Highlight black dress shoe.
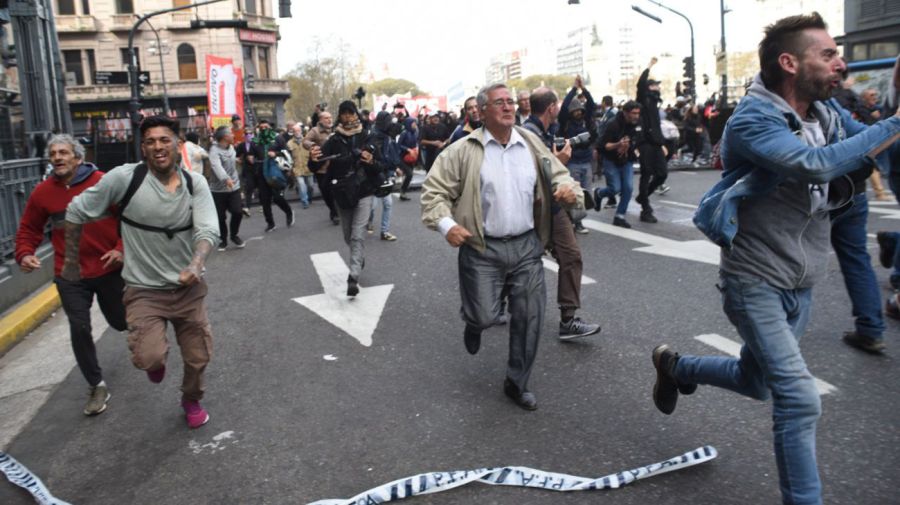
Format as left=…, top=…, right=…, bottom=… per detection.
left=464, top=325, right=481, bottom=355
left=640, top=211, right=658, bottom=223
left=503, top=378, right=538, bottom=411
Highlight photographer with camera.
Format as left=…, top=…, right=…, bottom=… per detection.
left=593, top=101, right=642, bottom=229
left=521, top=86, right=602, bottom=341
left=309, top=100, right=390, bottom=297
left=558, top=75, right=596, bottom=235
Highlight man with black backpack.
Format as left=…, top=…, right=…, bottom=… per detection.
left=63, top=115, right=220, bottom=429
left=310, top=101, right=391, bottom=297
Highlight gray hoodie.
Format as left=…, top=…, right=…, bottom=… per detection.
left=208, top=143, right=240, bottom=193
left=720, top=74, right=852, bottom=290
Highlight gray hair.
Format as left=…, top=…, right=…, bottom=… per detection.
left=46, top=134, right=85, bottom=160
left=476, top=83, right=509, bottom=109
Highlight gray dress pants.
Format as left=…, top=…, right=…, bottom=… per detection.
left=339, top=195, right=374, bottom=279
left=459, top=230, right=546, bottom=392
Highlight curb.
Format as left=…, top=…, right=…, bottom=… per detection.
left=0, top=284, right=60, bottom=356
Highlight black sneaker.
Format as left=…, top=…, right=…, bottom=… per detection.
left=217, top=242, right=227, bottom=252
left=640, top=211, right=658, bottom=223
left=888, top=295, right=900, bottom=321
left=605, top=196, right=617, bottom=209
left=877, top=232, right=896, bottom=269
left=399, top=193, right=411, bottom=201
left=347, top=276, right=359, bottom=297
left=559, top=317, right=601, bottom=340
left=652, top=345, right=696, bottom=415
left=592, top=188, right=604, bottom=212
left=287, top=212, right=295, bottom=228
left=330, top=212, right=340, bottom=225
left=574, top=223, right=589, bottom=234
left=265, top=224, right=277, bottom=233
left=464, top=325, right=481, bottom=355
left=612, top=217, right=631, bottom=228
left=231, top=236, right=246, bottom=249
left=841, top=331, right=886, bottom=354
left=503, top=378, right=537, bottom=411
left=241, top=207, right=251, bottom=217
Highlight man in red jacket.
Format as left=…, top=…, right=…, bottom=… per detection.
left=15, top=134, right=127, bottom=416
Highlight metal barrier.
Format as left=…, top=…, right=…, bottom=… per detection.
left=0, top=158, right=45, bottom=260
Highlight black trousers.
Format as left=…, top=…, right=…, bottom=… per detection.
left=55, top=271, right=127, bottom=387
left=242, top=168, right=257, bottom=206
left=212, top=190, right=243, bottom=243
left=314, top=172, right=338, bottom=218
left=255, top=174, right=293, bottom=227
left=637, top=143, right=668, bottom=212
left=400, top=161, right=414, bottom=193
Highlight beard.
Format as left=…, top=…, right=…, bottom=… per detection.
left=796, top=66, right=837, bottom=102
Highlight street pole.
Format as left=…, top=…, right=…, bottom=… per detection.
left=127, top=0, right=224, bottom=160
left=145, top=18, right=170, bottom=116
left=646, top=0, right=695, bottom=101
left=720, top=0, right=728, bottom=106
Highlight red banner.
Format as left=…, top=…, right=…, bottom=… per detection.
left=206, top=55, right=244, bottom=128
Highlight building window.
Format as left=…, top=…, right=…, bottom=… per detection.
left=81, top=0, right=90, bottom=15
left=57, top=0, right=75, bottom=15
left=242, top=44, right=255, bottom=77
left=257, top=46, right=269, bottom=79
left=870, top=41, right=899, bottom=59
left=86, top=49, right=96, bottom=84
left=244, top=0, right=256, bottom=15
left=177, top=43, right=198, bottom=80
left=851, top=44, right=867, bottom=62
left=120, top=47, right=140, bottom=69
left=62, top=49, right=84, bottom=85
left=116, top=0, right=133, bottom=14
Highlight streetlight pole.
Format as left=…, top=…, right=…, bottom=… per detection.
left=644, top=0, right=695, bottom=100
left=127, top=0, right=224, bottom=160
left=144, top=18, right=170, bottom=116
left=720, top=0, right=728, bottom=106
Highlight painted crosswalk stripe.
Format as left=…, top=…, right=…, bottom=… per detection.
left=693, top=334, right=837, bottom=396
left=582, top=219, right=720, bottom=265
left=542, top=258, right=596, bottom=285
left=659, top=200, right=699, bottom=210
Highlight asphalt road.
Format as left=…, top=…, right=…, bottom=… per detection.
left=2, top=170, right=899, bottom=504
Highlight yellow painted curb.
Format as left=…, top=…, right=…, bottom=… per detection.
left=0, top=284, right=61, bottom=356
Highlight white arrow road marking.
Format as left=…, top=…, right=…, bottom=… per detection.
left=582, top=218, right=720, bottom=265
left=867, top=207, right=900, bottom=220
left=292, top=252, right=393, bottom=347
left=541, top=257, right=596, bottom=284
left=659, top=200, right=699, bottom=210
left=694, top=333, right=837, bottom=396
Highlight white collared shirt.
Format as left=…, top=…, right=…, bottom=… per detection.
left=437, top=128, right=537, bottom=238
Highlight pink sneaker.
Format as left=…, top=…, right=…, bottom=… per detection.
left=146, top=365, right=166, bottom=384
left=181, top=399, right=209, bottom=429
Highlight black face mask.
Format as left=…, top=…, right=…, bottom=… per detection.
left=649, top=90, right=662, bottom=103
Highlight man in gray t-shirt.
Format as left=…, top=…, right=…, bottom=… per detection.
left=64, top=115, right=219, bottom=429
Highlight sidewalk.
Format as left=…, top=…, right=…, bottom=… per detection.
left=0, top=283, right=60, bottom=358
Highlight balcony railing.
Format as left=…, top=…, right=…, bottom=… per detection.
left=55, top=15, right=99, bottom=32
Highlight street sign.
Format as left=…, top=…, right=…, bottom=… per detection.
left=94, top=71, right=150, bottom=85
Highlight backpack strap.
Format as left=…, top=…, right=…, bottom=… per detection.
left=118, top=163, right=195, bottom=239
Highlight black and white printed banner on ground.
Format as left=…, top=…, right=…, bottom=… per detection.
left=0, top=452, right=72, bottom=505
left=309, top=445, right=717, bottom=505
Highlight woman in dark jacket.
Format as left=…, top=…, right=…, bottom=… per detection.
left=309, top=100, right=389, bottom=296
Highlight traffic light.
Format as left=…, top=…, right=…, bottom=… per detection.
left=682, top=56, right=694, bottom=80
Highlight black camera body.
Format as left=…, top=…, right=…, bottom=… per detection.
left=553, top=131, right=592, bottom=150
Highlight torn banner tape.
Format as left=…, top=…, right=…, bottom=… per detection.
left=310, top=445, right=717, bottom=505
left=0, top=451, right=72, bottom=505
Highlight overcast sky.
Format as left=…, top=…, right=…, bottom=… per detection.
left=275, top=0, right=844, bottom=95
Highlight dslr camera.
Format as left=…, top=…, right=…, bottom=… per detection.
left=553, top=131, right=592, bottom=150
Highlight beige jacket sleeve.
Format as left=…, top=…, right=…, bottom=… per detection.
left=420, top=149, right=463, bottom=231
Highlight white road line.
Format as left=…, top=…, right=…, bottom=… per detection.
left=693, top=334, right=837, bottom=396
left=541, top=257, right=596, bottom=284
left=868, top=207, right=900, bottom=220
left=582, top=218, right=720, bottom=265
left=868, top=199, right=896, bottom=206
left=867, top=233, right=878, bottom=239
left=659, top=200, right=699, bottom=210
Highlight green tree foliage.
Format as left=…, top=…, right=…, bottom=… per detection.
left=361, top=78, right=425, bottom=98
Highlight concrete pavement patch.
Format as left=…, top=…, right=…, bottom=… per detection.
left=0, top=284, right=60, bottom=357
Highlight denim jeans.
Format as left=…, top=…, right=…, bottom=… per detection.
left=595, top=158, right=633, bottom=217
left=566, top=160, right=592, bottom=190
left=675, top=272, right=822, bottom=505
left=295, top=175, right=314, bottom=206
left=368, top=194, right=393, bottom=234
left=830, top=193, right=884, bottom=339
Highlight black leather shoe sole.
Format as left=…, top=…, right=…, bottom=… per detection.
left=652, top=345, right=679, bottom=415
left=504, top=379, right=537, bottom=410
left=464, top=326, right=481, bottom=355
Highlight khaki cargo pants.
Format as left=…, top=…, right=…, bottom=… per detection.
left=124, top=279, right=213, bottom=401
